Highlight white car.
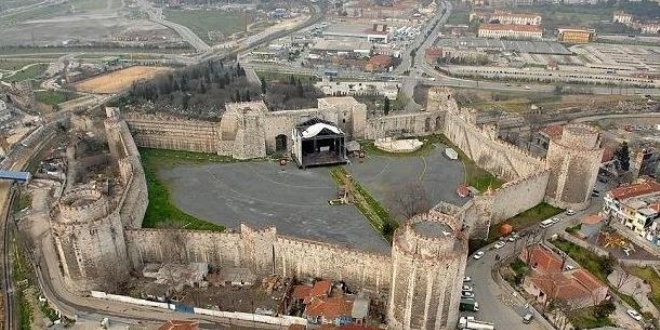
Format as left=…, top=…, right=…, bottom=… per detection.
left=508, top=233, right=519, bottom=242
left=462, top=285, right=473, bottom=292
left=463, top=276, right=472, bottom=282
left=551, top=217, right=561, bottom=224
left=627, top=309, right=643, bottom=321
left=473, top=251, right=485, bottom=260
left=494, top=241, right=506, bottom=249
left=566, top=209, right=576, bottom=216
left=462, top=291, right=475, bottom=298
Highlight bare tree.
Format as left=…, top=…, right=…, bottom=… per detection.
left=613, top=267, right=633, bottom=291
left=157, top=221, right=189, bottom=264
left=96, top=260, right=131, bottom=294
left=387, top=183, right=430, bottom=219
left=521, top=108, right=544, bottom=151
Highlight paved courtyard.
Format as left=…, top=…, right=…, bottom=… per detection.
left=159, top=144, right=465, bottom=253
left=348, top=144, right=467, bottom=219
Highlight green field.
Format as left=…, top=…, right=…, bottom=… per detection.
left=34, top=90, right=82, bottom=106
left=163, top=9, right=247, bottom=43
left=0, top=60, right=46, bottom=71
left=3, top=63, right=48, bottom=81
left=489, top=202, right=563, bottom=241
left=0, top=2, right=69, bottom=26
left=140, top=148, right=229, bottom=231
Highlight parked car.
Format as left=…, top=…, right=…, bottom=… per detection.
left=508, top=233, right=519, bottom=242
left=566, top=209, right=576, bottom=216
left=462, top=291, right=475, bottom=298
left=494, top=241, right=506, bottom=249
left=462, top=285, right=473, bottom=292
left=551, top=217, right=561, bottom=224
left=627, top=309, right=643, bottom=321
left=473, top=251, right=485, bottom=260
left=463, top=276, right=472, bottom=282
left=564, top=265, right=575, bottom=271
left=523, top=312, right=534, bottom=324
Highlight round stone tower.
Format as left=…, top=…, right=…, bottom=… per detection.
left=544, top=124, right=603, bottom=211
left=388, top=211, right=468, bottom=330
left=50, top=187, right=129, bottom=291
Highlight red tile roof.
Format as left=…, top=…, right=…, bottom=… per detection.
left=305, top=296, right=354, bottom=320
left=304, top=280, right=332, bottom=304
left=607, top=181, right=660, bottom=200
left=572, top=269, right=606, bottom=292
left=520, top=245, right=563, bottom=274
left=602, top=146, right=615, bottom=163
left=529, top=273, right=592, bottom=301
left=293, top=285, right=313, bottom=301
left=456, top=184, right=470, bottom=197
left=541, top=125, right=563, bottom=139
left=368, top=54, right=393, bottom=67
left=581, top=214, right=605, bottom=225
left=288, top=325, right=306, bottom=330
left=157, top=320, right=199, bottom=330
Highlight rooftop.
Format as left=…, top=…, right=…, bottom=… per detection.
left=157, top=320, right=199, bottom=330
left=540, top=125, right=564, bottom=139
left=412, top=221, right=453, bottom=239
left=607, top=180, right=660, bottom=201
left=581, top=214, right=605, bottom=225
left=304, top=280, right=332, bottom=304
left=479, top=24, right=542, bottom=32
left=305, top=295, right=354, bottom=319
left=312, top=39, right=373, bottom=52
left=520, top=244, right=563, bottom=274
left=318, top=96, right=362, bottom=108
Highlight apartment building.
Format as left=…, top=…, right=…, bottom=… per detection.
left=603, top=179, right=660, bottom=245
left=477, top=24, right=543, bottom=40
left=613, top=11, right=634, bottom=25
left=469, top=11, right=542, bottom=26
left=557, top=28, right=596, bottom=44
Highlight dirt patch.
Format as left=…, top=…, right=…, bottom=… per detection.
left=73, top=66, right=171, bottom=94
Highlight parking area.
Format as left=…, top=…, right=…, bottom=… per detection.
left=435, top=38, right=571, bottom=55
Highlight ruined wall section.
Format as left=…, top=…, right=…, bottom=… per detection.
left=276, top=236, right=392, bottom=291
left=124, top=113, right=219, bottom=153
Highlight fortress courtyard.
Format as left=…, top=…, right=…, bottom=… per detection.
left=157, top=145, right=465, bottom=253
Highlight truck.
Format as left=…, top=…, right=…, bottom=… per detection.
left=463, top=320, right=495, bottom=330
left=459, top=298, right=479, bottom=312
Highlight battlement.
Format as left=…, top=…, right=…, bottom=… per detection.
left=276, top=235, right=390, bottom=260
left=556, top=123, right=600, bottom=150
left=224, top=100, right=269, bottom=114
left=124, top=112, right=220, bottom=124
left=55, top=188, right=109, bottom=223
left=498, top=168, right=552, bottom=191
left=393, top=211, right=465, bottom=260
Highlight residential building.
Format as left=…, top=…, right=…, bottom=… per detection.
left=519, top=244, right=608, bottom=309
left=556, top=28, right=596, bottom=44
left=469, top=11, right=542, bottom=26
left=524, top=269, right=608, bottom=309
left=477, top=24, right=543, bottom=40
left=613, top=11, right=634, bottom=25
left=604, top=178, right=660, bottom=242
left=636, top=22, right=660, bottom=35
left=304, top=295, right=354, bottom=326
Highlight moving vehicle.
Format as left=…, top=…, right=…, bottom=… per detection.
left=459, top=318, right=494, bottom=330
left=459, top=298, right=480, bottom=312
left=627, top=309, right=643, bottom=321
left=522, top=312, right=533, bottom=324
left=473, top=251, right=485, bottom=260
left=494, top=241, right=506, bottom=249
left=463, top=276, right=472, bottom=282
left=539, top=219, right=555, bottom=229
left=462, top=291, right=475, bottom=298
left=462, top=284, right=473, bottom=292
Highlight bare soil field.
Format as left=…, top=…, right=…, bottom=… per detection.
left=72, top=66, right=171, bottom=94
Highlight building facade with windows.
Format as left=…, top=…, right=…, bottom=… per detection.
left=603, top=179, right=660, bottom=244
left=477, top=24, right=543, bottom=40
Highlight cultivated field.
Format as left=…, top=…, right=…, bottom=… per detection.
left=72, top=66, right=171, bottom=94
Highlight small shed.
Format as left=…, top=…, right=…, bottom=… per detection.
left=500, top=224, right=513, bottom=236
left=445, top=148, right=458, bottom=160
left=456, top=184, right=470, bottom=198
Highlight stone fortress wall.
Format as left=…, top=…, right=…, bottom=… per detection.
left=124, top=225, right=393, bottom=291
left=123, top=113, right=219, bottom=154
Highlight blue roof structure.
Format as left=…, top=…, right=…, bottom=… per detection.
left=0, top=170, right=31, bottom=183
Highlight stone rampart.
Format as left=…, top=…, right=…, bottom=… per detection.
left=124, top=113, right=218, bottom=153
left=275, top=236, right=392, bottom=291
left=443, top=107, right=545, bottom=181
left=364, top=112, right=445, bottom=140
left=490, top=169, right=551, bottom=223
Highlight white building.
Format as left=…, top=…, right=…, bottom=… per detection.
left=477, top=24, right=543, bottom=40
left=469, top=11, right=542, bottom=26
left=315, top=80, right=400, bottom=100
left=613, top=11, right=634, bottom=25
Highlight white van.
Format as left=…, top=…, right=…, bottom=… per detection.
left=540, top=219, right=555, bottom=228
